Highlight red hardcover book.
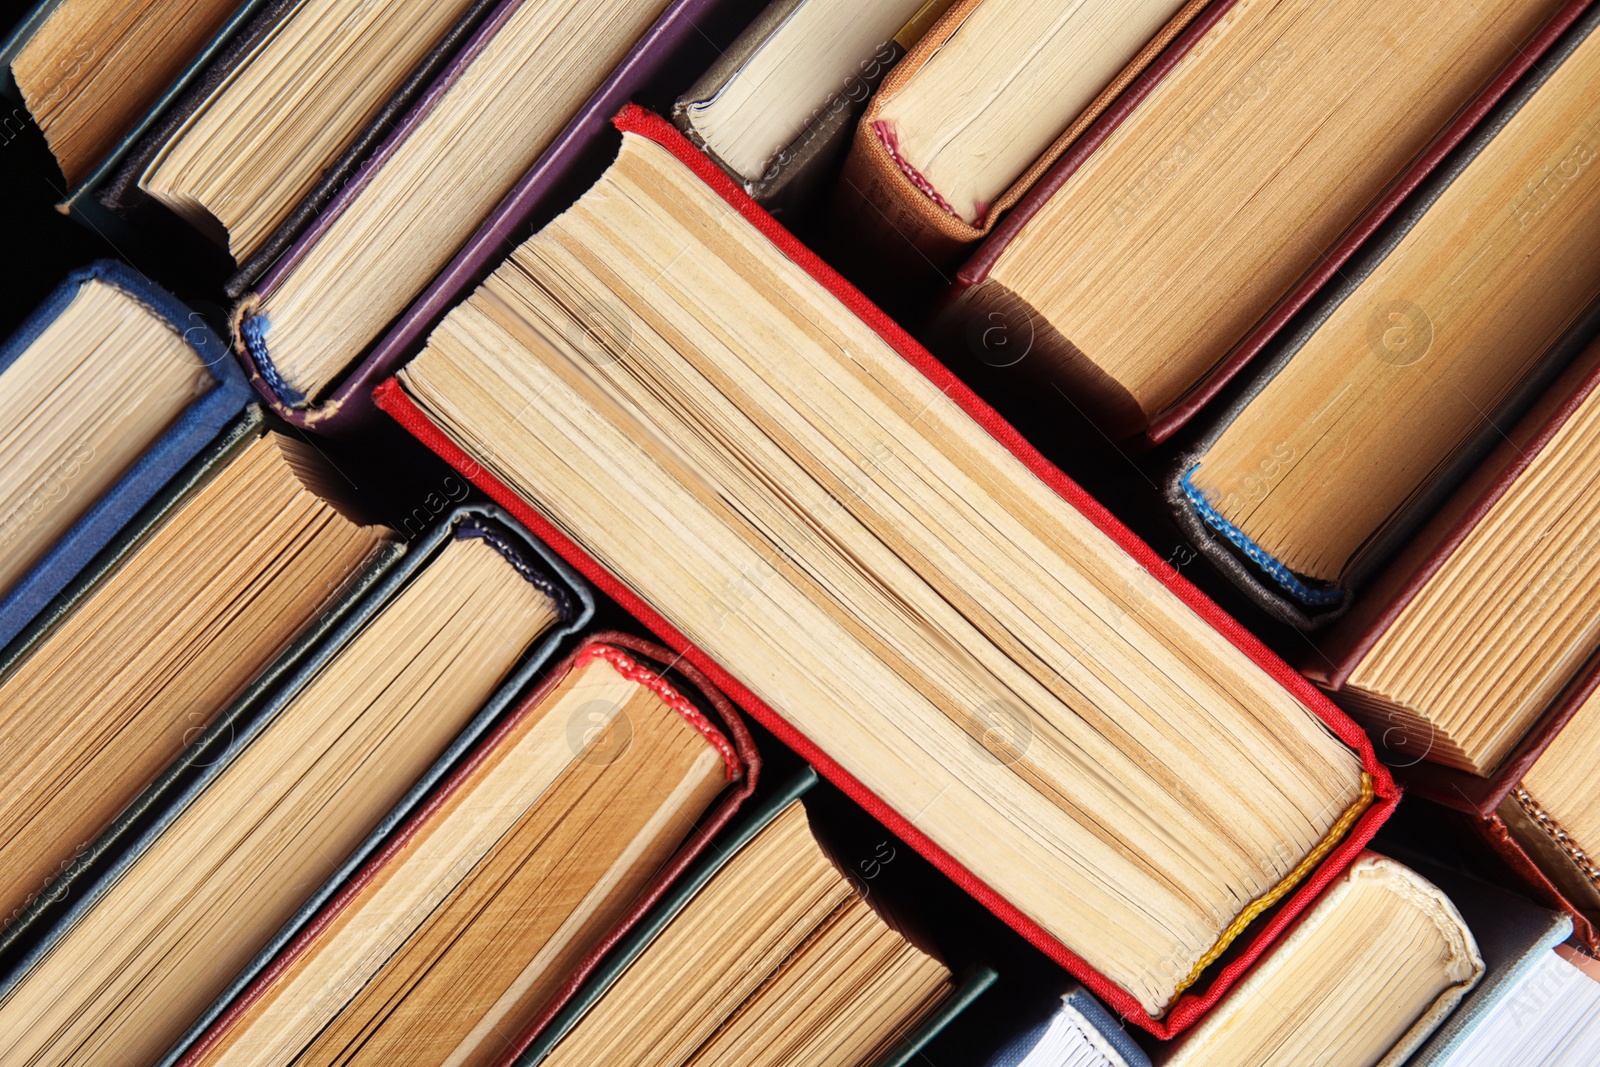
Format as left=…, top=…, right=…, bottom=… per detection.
left=375, top=105, right=1397, bottom=1038
left=174, top=632, right=757, bottom=1067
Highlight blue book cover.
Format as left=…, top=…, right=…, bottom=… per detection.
left=0, top=259, right=250, bottom=651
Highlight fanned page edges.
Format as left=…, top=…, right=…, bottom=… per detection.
left=172, top=630, right=755, bottom=1067
left=948, top=0, right=1597, bottom=447
left=1361, top=655, right=1600, bottom=817
left=1311, top=341, right=1600, bottom=693
left=1509, top=789, right=1600, bottom=897
left=374, top=376, right=1386, bottom=1038
left=1296, top=342, right=1600, bottom=812
left=851, top=0, right=1214, bottom=245
left=219, top=0, right=507, bottom=293
left=27, top=260, right=238, bottom=386
left=218, top=0, right=721, bottom=432
left=31, top=0, right=274, bottom=203
left=217, top=0, right=538, bottom=416
left=1163, top=852, right=1483, bottom=1067
left=1165, top=0, right=1600, bottom=629
left=372, top=103, right=1396, bottom=1038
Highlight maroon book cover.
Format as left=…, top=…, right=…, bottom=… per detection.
left=943, top=0, right=1594, bottom=449
left=1307, top=339, right=1600, bottom=817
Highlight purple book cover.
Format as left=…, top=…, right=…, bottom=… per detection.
left=234, top=0, right=758, bottom=436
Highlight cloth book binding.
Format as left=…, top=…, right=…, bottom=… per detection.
left=1405, top=867, right=1576, bottom=1066
left=1167, top=1, right=1600, bottom=630
left=944, top=0, right=1594, bottom=450
left=982, top=985, right=1150, bottom=1067
left=373, top=103, right=1399, bottom=1040
left=0, top=259, right=251, bottom=653
left=1305, top=341, right=1600, bottom=813
left=507, top=767, right=994, bottom=1067
left=228, top=0, right=756, bottom=436
left=173, top=630, right=759, bottom=1067
left=0, top=504, right=593, bottom=1067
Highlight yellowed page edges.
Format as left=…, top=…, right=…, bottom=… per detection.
left=1169, top=771, right=1376, bottom=1008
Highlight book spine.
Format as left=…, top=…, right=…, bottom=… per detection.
left=824, top=118, right=975, bottom=301
left=1477, top=811, right=1600, bottom=954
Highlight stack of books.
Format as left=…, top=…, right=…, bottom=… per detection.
left=2, top=0, right=1598, bottom=1063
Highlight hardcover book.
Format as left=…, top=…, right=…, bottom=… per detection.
left=1406, top=870, right=1580, bottom=1066
left=1172, top=3, right=1600, bottom=628
left=828, top=0, right=1208, bottom=288
left=981, top=986, right=1150, bottom=1067
left=1306, top=336, right=1600, bottom=802
left=99, top=0, right=505, bottom=283
left=672, top=0, right=939, bottom=219
left=0, top=0, right=253, bottom=186
left=1487, top=680, right=1600, bottom=955
left=934, top=0, right=1590, bottom=445
left=225, top=0, right=736, bottom=423
left=0, top=417, right=392, bottom=947
left=173, top=633, right=755, bottom=1067
left=0, top=0, right=276, bottom=250
left=1157, top=853, right=1482, bottom=1066
left=514, top=774, right=994, bottom=1067
left=376, top=104, right=1397, bottom=1038
left=0, top=505, right=589, bottom=1067
left=0, top=259, right=250, bottom=651
left=226, top=0, right=761, bottom=438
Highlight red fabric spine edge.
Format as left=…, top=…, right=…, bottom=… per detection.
left=873, top=120, right=967, bottom=223
left=172, top=632, right=755, bottom=1067
left=371, top=103, right=1399, bottom=1035
left=376, top=379, right=1396, bottom=1036
left=953, top=0, right=1239, bottom=288
left=573, top=643, right=740, bottom=779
